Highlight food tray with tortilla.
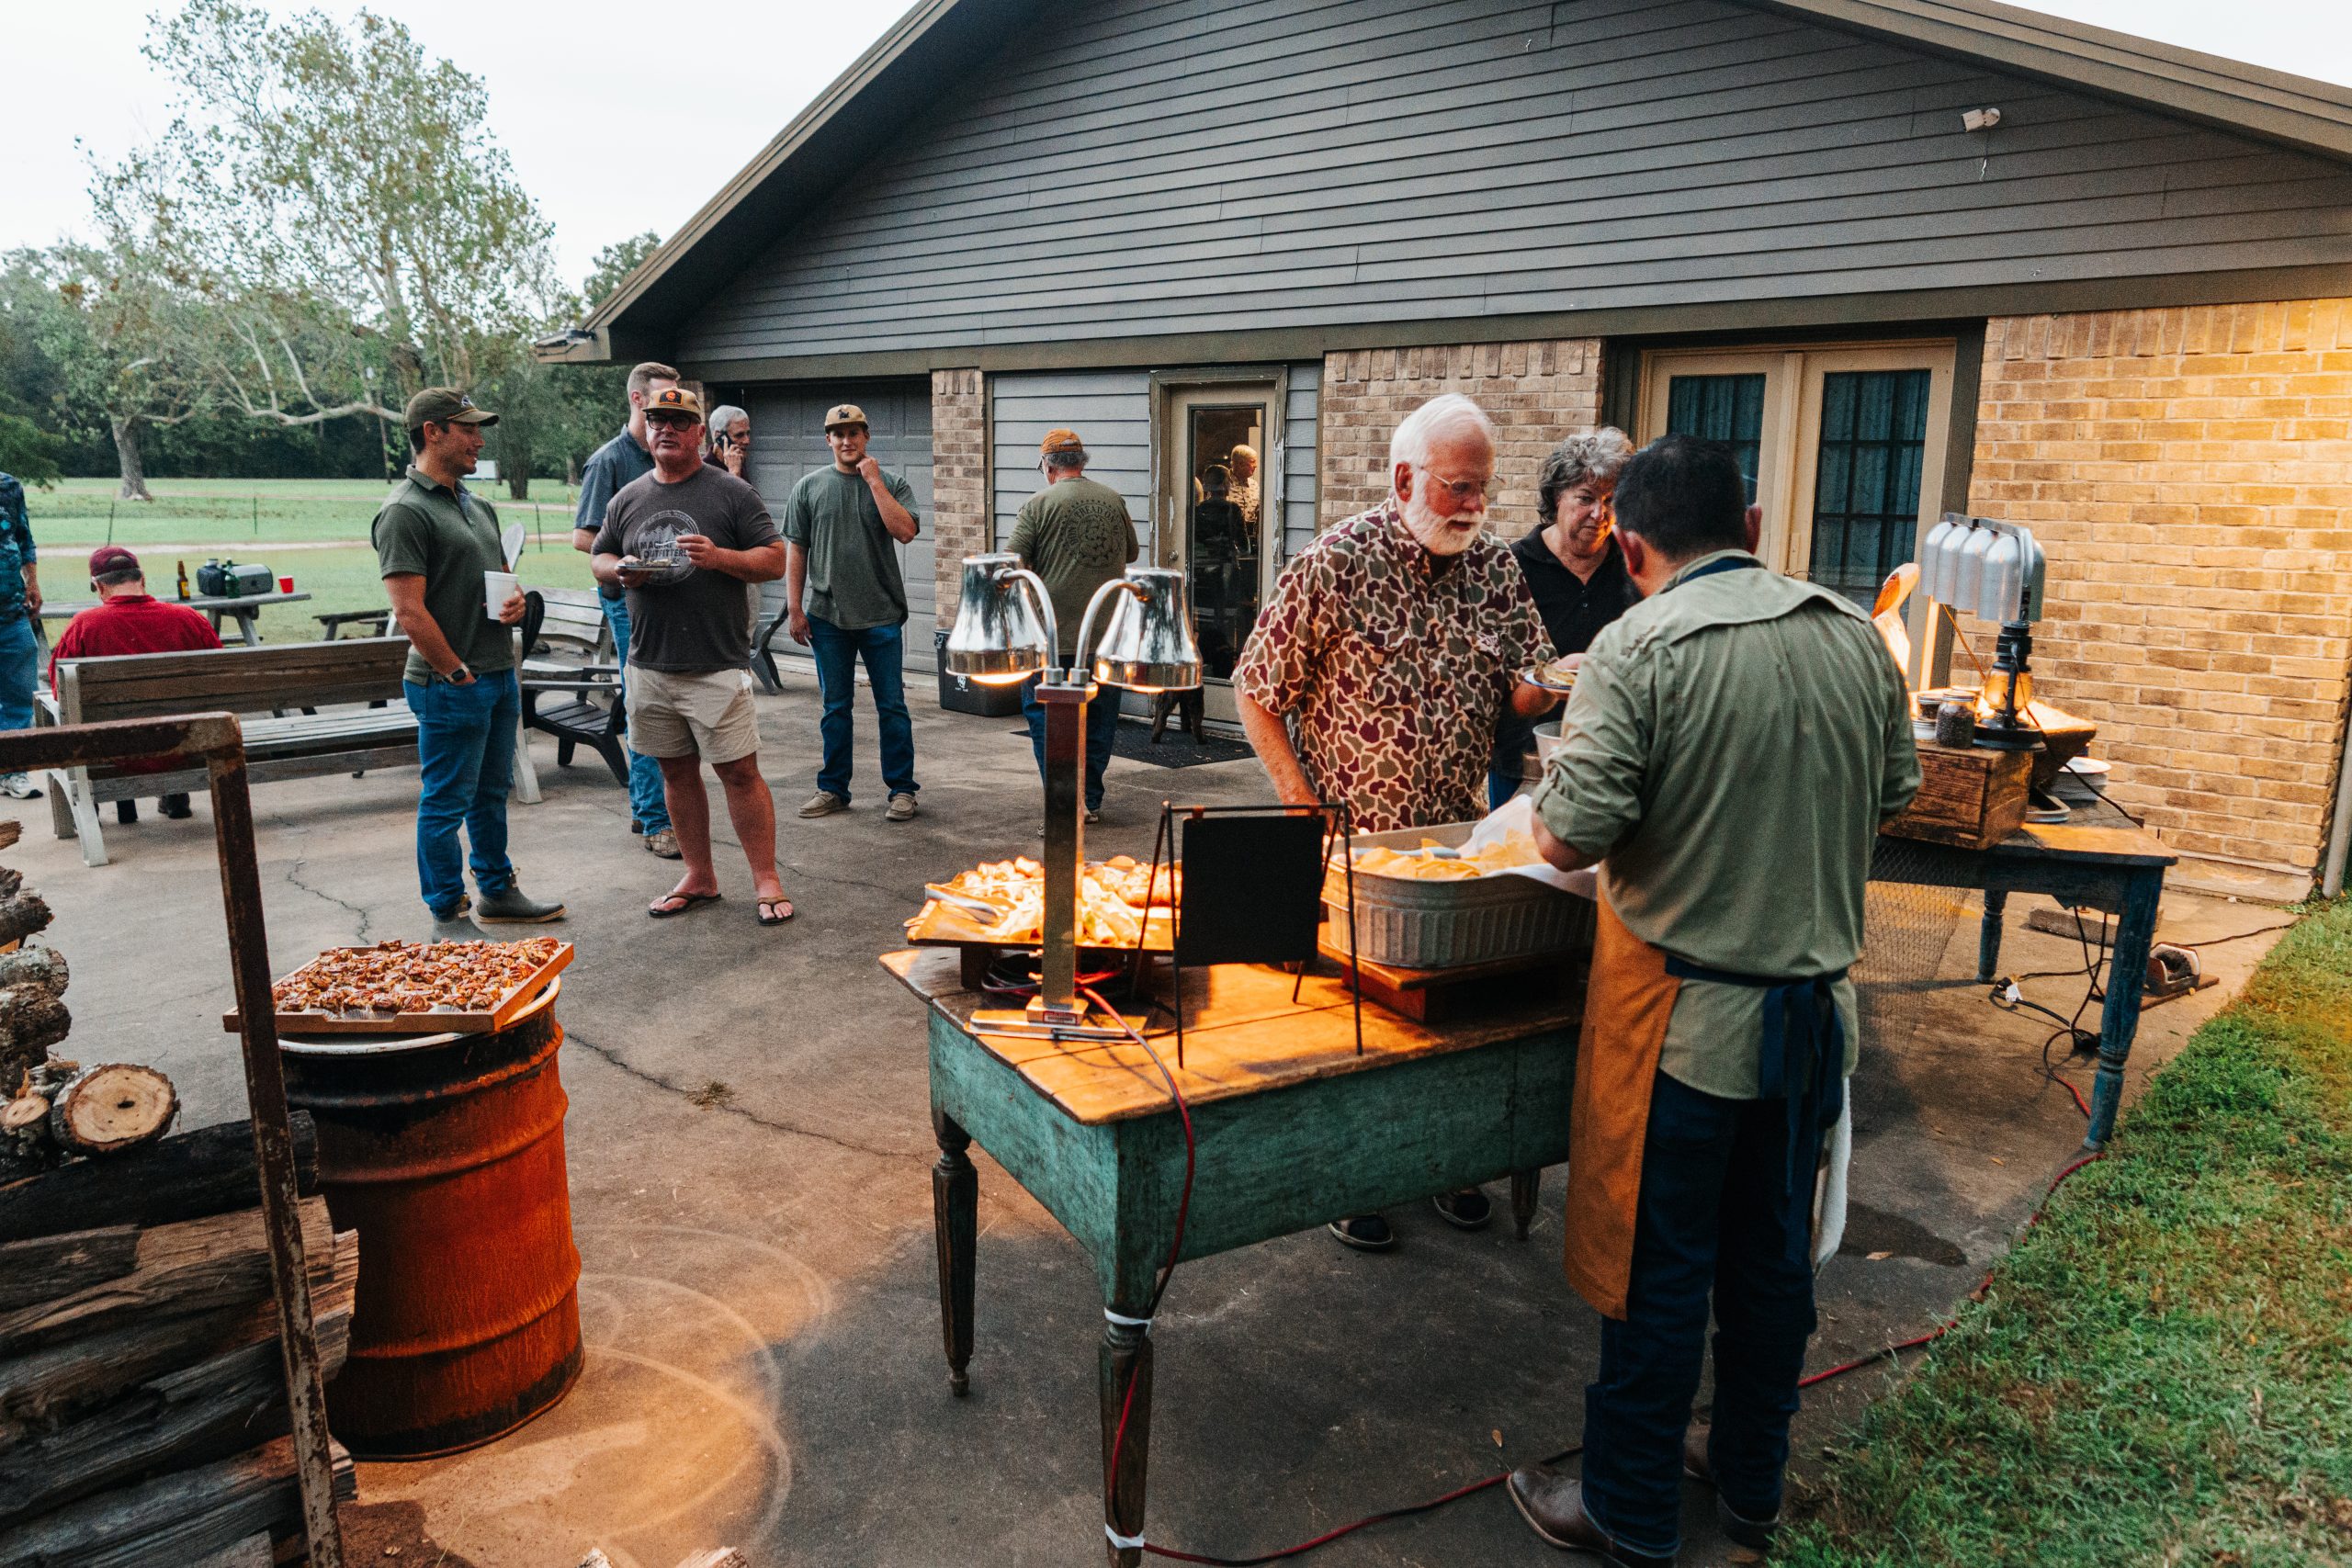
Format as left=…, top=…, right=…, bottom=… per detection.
left=1520, top=655, right=1582, bottom=694
left=223, top=937, right=574, bottom=1035
left=1324, top=814, right=1593, bottom=969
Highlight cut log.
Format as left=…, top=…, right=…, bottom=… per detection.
left=0, top=1224, right=139, bottom=1313
left=0, top=1196, right=334, bottom=1359
left=48, top=1066, right=177, bottom=1156
left=0, top=948, right=66, bottom=999
left=0, top=1097, right=54, bottom=1180
left=0, top=1113, right=318, bottom=1243
left=0, top=1231, right=355, bottom=1440
left=0, top=1434, right=356, bottom=1568
left=0, top=818, right=23, bottom=853
left=0, top=895, right=51, bottom=951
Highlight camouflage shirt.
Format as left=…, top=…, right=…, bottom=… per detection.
left=1235, top=499, right=1551, bottom=832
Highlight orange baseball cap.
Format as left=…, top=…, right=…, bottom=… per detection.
left=1040, top=428, right=1084, bottom=455
left=647, top=386, right=705, bottom=420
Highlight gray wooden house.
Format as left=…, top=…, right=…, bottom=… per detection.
left=548, top=0, right=2352, bottom=892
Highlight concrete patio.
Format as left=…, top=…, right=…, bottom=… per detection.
left=12, top=675, right=2291, bottom=1568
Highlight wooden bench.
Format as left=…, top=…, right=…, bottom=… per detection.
left=519, top=590, right=629, bottom=784
left=314, top=609, right=393, bottom=640
left=40, top=638, right=420, bottom=867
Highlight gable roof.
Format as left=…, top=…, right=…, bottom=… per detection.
left=553, top=0, right=2352, bottom=360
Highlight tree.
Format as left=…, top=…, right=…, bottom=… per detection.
left=40, top=239, right=209, bottom=501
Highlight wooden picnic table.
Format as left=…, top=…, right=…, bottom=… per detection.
left=39, top=589, right=312, bottom=647
left=886, top=945, right=1584, bottom=1567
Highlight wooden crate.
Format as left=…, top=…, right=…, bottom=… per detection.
left=1883, top=741, right=2032, bottom=850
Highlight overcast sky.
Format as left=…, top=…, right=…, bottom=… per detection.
left=6, top=0, right=2346, bottom=291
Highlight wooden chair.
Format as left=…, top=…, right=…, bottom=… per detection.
left=518, top=590, right=629, bottom=784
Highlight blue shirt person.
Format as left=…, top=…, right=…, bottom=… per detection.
left=0, top=472, right=45, bottom=796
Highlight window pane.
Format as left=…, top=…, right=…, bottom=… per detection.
left=1186, top=404, right=1264, bottom=678
left=1665, top=373, right=1767, bottom=503
left=1805, top=368, right=1930, bottom=605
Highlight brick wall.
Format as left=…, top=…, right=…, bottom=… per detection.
left=1317, top=340, right=1604, bottom=537
left=930, top=368, right=988, bottom=612
left=1970, top=300, right=2352, bottom=874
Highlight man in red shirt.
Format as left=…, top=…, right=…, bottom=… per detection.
left=50, top=547, right=221, bottom=822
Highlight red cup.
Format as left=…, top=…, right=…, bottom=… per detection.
left=278, top=575, right=295, bottom=593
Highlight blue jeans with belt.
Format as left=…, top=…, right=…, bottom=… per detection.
left=1022, top=673, right=1121, bottom=812
left=1579, top=1070, right=1826, bottom=1558
left=598, top=592, right=671, bottom=834
left=0, top=613, right=38, bottom=734
left=808, top=616, right=917, bottom=803
left=403, top=671, right=519, bottom=918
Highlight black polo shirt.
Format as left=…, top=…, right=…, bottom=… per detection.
left=1491, top=530, right=1641, bottom=773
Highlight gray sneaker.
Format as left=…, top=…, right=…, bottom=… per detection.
left=798, top=791, right=848, bottom=818
left=886, top=793, right=918, bottom=822
left=1, top=773, right=41, bottom=799
left=474, top=884, right=567, bottom=923
left=643, top=827, right=682, bottom=859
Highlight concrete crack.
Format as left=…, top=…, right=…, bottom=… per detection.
left=566, top=1028, right=910, bottom=1162
left=280, top=857, right=374, bottom=943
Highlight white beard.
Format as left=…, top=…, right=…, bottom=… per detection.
left=1400, top=486, right=1484, bottom=557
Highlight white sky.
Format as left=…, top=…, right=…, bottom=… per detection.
left=4, top=0, right=2347, bottom=291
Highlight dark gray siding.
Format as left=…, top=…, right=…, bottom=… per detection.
left=678, top=0, right=2352, bottom=364
left=989, top=371, right=1155, bottom=558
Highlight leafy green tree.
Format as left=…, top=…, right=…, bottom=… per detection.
left=40, top=238, right=209, bottom=501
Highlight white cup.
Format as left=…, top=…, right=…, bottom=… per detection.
left=483, top=570, right=520, bottom=621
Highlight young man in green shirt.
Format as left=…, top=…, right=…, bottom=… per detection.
left=1008, top=428, right=1138, bottom=818
left=780, top=403, right=922, bottom=821
left=374, top=389, right=564, bottom=931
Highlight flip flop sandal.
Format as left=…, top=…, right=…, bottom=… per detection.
left=648, top=891, right=723, bottom=919
left=757, top=897, right=796, bottom=926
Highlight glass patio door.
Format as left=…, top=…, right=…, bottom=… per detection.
left=1159, top=384, right=1276, bottom=721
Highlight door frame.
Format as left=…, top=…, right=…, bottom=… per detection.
left=1148, top=366, right=1291, bottom=720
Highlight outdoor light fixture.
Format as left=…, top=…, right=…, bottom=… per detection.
left=1961, top=106, right=2001, bottom=132
left=960, top=559, right=1202, bottom=1040
left=1918, top=514, right=2047, bottom=751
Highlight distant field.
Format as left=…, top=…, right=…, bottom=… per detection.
left=25, top=477, right=594, bottom=634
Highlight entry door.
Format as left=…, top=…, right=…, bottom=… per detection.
left=1640, top=344, right=1952, bottom=609
left=1158, top=384, right=1277, bottom=721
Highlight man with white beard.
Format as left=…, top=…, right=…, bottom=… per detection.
left=1233, top=392, right=1560, bottom=1250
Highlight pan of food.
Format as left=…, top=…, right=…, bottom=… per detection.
left=226, top=937, right=574, bottom=1035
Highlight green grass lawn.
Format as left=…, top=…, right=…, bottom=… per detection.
left=1782, top=899, right=2352, bottom=1566
left=24, top=477, right=595, bottom=632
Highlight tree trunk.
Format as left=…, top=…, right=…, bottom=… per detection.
left=109, top=417, right=153, bottom=503
left=507, top=472, right=530, bottom=501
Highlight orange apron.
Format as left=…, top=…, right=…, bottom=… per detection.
left=1563, top=894, right=1681, bottom=1321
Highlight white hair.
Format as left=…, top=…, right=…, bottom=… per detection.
left=1388, top=393, right=1497, bottom=473
left=707, top=403, right=749, bottom=436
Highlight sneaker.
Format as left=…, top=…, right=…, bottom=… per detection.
left=474, top=884, right=567, bottom=923
left=1, top=773, right=40, bottom=799
left=643, top=827, right=682, bottom=859
left=798, top=791, right=848, bottom=818
left=1431, top=1188, right=1493, bottom=1231
left=886, top=793, right=918, bottom=822
left=1084, top=807, right=1102, bottom=824
left=1327, top=1214, right=1396, bottom=1252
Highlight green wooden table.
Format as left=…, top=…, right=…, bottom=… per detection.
left=884, top=948, right=1583, bottom=1567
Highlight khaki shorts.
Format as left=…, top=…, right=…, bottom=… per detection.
left=625, top=666, right=762, bottom=765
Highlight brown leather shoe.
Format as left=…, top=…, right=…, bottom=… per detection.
left=1506, top=1466, right=1676, bottom=1566
left=1681, top=1422, right=1780, bottom=1551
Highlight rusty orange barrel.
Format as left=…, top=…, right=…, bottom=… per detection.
left=281, top=981, right=582, bottom=1458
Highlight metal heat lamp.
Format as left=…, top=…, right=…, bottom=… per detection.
left=943, top=555, right=1202, bottom=1038
left=1917, top=514, right=2049, bottom=751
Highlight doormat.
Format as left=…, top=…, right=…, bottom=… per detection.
left=1007, top=725, right=1257, bottom=768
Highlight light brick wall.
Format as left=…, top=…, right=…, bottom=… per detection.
left=930, top=368, right=988, bottom=612
left=1317, top=340, right=1604, bottom=538
left=1971, top=300, right=2352, bottom=874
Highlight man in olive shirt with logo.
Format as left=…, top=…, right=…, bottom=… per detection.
left=1510, top=436, right=1917, bottom=1566
left=374, top=389, right=565, bottom=931
left=782, top=402, right=922, bottom=822
left=1010, top=428, right=1137, bottom=819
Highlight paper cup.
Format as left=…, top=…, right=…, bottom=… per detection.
left=484, top=570, right=520, bottom=620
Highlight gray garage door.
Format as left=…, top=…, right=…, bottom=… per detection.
left=735, top=379, right=936, bottom=671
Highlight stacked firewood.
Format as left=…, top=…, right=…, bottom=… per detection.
left=0, top=1114, right=359, bottom=1564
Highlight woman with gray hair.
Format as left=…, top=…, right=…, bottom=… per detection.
left=1488, top=426, right=1641, bottom=808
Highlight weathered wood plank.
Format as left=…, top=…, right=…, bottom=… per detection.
left=0, top=1227, right=140, bottom=1313
left=0, top=1115, right=319, bottom=1244
left=0, top=1434, right=356, bottom=1568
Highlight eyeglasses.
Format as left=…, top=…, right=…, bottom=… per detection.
left=1418, top=468, right=1498, bottom=504
left=646, top=412, right=700, bottom=430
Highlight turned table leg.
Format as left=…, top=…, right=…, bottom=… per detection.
left=1099, top=1307, right=1154, bottom=1568
left=1977, top=888, right=2008, bottom=982
left=2086, top=870, right=2163, bottom=1151
left=1511, top=1168, right=1541, bottom=1240
left=933, top=1109, right=977, bottom=1396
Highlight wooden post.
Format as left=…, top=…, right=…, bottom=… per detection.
left=932, top=1109, right=977, bottom=1397
left=1098, top=1311, right=1152, bottom=1568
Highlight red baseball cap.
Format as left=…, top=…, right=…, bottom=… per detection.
left=89, top=546, right=141, bottom=578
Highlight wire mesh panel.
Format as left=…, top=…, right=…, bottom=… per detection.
left=1857, top=837, right=1976, bottom=1048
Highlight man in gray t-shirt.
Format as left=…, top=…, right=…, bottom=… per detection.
left=780, top=401, right=922, bottom=821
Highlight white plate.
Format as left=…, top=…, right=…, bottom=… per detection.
left=2064, top=757, right=2111, bottom=777
left=1521, top=665, right=1579, bottom=694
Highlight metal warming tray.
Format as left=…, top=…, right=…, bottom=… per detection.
left=1322, top=820, right=1593, bottom=970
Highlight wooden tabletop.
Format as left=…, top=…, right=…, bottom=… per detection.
left=883, top=947, right=1585, bottom=1126
left=40, top=590, right=312, bottom=619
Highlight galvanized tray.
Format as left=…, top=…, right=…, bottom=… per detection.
left=1323, top=821, right=1592, bottom=969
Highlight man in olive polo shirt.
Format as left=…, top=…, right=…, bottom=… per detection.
left=781, top=401, right=922, bottom=821
left=374, top=388, right=564, bottom=931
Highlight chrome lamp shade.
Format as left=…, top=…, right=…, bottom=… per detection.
left=943, top=553, right=1053, bottom=685
left=1091, top=569, right=1204, bottom=693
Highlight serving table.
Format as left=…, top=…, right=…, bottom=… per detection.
left=885, top=947, right=1583, bottom=1567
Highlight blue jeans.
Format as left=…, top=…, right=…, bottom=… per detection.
left=1579, top=1072, right=1825, bottom=1557
left=0, top=614, right=37, bottom=734
left=598, top=592, right=670, bottom=833
left=1487, top=767, right=1522, bottom=812
left=808, top=616, right=917, bottom=802
left=1023, top=675, right=1120, bottom=812
left=404, top=671, right=519, bottom=918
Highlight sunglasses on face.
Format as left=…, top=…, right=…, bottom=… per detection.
left=646, top=412, right=700, bottom=430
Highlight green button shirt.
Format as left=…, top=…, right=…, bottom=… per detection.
left=1532, top=550, right=1920, bottom=1098
left=372, top=467, right=514, bottom=686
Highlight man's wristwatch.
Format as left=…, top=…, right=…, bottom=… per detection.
left=446, top=662, right=473, bottom=684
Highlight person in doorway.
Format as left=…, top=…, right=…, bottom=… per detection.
left=1227, top=442, right=1261, bottom=528
left=48, top=546, right=221, bottom=822
left=1510, top=435, right=1918, bottom=1566
left=0, top=469, right=42, bottom=797
left=1487, top=427, right=1640, bottom=808
left=781, top=402, right=922, bottom=822
left=1234, top=392, right=1555, bottom=1252
left=573, top=360, right=682, bottom=858
left=376, top=389, right=565, bottom=932
left=593, top=387, right=794, bottom=927
left=1010, top=428, right=1138, bottom=821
